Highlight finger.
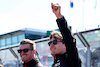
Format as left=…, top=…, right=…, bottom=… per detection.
left=53, top=3, right=59, bottom=7
left=51, top=3, right=53, bottom=5
left=51, top=3, right=54, bottom=9
left=53, top=6, right=58, bottom=10
left=57, top=3, right=59, bottom=5
left=51, top=3, right=60, bottom=10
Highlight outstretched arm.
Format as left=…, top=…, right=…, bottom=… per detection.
left=51, top=3, right=79, bottom=67
left=51, top=3, right=73, bottom=46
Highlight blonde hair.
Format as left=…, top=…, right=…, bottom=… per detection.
left=20, top=39, right=36, bottom=50
left=49, top=31, right=63, bottom=40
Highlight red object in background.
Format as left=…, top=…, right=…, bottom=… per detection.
left=46, top=47, right=49, bottom=67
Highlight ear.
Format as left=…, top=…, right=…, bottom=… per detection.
left=63, top=44, right=66, bottom=50
left=33, top=50, right=36, bottom=54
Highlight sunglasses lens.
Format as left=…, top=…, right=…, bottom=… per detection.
left=53, top=40, right=57, bottom=44
left=48, top=40, right=58, bottom=46
left=17, top=49, right=30, bottom=53
left=23, top=49, right=29, bottom=53
left=17, top=50, right=22, bottom=53
left=48, top=41, right=51, bottom=46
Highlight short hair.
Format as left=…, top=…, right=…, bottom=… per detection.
left=19, top=39, right=36, bottom=50
left=49, top=31, right=63, bottom=40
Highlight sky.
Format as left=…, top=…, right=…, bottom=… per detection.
left=0, top=0, right=100, bottom=35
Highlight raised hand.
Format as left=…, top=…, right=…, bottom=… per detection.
left=51, top=3, right=63, bottom=19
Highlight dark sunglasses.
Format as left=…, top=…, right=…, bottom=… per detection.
left=48, top=40, right=64, bottom=46
left=17, top=48, right=33, bottom=53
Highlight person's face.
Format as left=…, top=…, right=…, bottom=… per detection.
left=19, top=44, right=34, bottom=63
left=49, top=37, right=66, bottom=56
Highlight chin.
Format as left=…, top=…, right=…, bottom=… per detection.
left=51, top=52, right=56, bottom=56
left=22, top=59, right=27, bottom=63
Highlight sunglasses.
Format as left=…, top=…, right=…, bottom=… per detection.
left=48, top=40, right=64, bottom=46
left=17, top=48, right=33, bottom=53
